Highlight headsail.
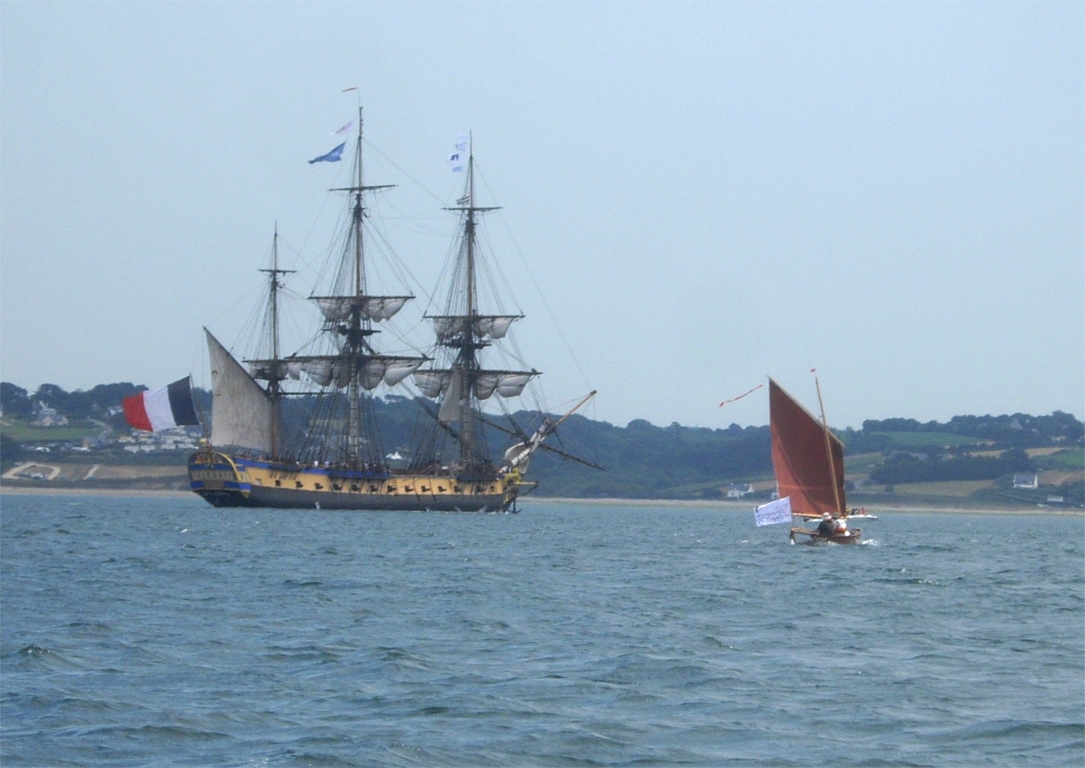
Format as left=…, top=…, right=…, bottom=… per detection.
left=206, top=329, right=275, bottom=454
left=501, top=390, right=597, bottom=473
left=769, top=378, right=846, bottom=517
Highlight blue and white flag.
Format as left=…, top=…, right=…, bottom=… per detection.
left=754, top=496, right=792, bottom=526
left=448, top=133, right=468, bottom=172
left=309, top=142, right=346, bottom=164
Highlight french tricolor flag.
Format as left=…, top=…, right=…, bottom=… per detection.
left=123, top=377, right=200, bottom=432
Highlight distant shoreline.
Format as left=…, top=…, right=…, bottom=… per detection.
left=0, top=486, right=191, bottom=499
left=524, top=496, right=1081, bottom=516
left=1, top=485, right=1080, bottom=515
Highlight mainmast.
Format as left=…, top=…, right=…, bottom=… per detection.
left=340, top=108, right=393, bottom=464
left=306, top=108, right=419, bottom=468
left=346, top=107, right=370, bottom=462
left=245, top=108, right=423, bottom=468
left=354, top=107, right=365, bottom=297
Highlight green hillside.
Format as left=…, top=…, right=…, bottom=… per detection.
left=2, top=380, right=1082, bottom=506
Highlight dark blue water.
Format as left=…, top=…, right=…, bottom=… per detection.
left=2, top=494, right=1082, bottom=766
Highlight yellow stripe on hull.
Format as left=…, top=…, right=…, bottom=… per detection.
left=188, top=451, right=522, bottom=511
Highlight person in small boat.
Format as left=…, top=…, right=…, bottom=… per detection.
left=834, top=515, right=851, bottom=536
left=816, top=512, right=837, bottom=538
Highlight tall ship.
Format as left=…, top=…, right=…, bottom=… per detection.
left=188, top=110, right=594, bottom=511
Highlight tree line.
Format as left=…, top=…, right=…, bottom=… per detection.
left=2, top=381, right=1081, bottom=500
left=859, top=413, right=1083, bottom=446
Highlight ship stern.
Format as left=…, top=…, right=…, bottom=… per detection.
left=187, top=449, right=256, bottom=507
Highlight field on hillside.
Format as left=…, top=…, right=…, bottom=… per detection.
left=0, top=419, right=101, bottom=442
left=866, top=431, right=983, bottom=447
left=866, top=480, right=992, bottom=498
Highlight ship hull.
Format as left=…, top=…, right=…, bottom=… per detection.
left=188, top=450, right=518, bottom=512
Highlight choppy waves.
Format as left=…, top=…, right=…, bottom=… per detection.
left=2, top=496, right=1082, bottom=766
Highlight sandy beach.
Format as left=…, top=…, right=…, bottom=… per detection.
left=0, top=486, right=191, bottom=499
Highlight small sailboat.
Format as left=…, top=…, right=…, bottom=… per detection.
left=768, top=378, right=862, bottom=544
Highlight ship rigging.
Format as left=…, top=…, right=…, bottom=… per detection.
left=188, top=108, right=596, bottom=511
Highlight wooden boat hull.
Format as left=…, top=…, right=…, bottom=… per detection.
left=790, top=526, right=862, bottom=545
left=188, top=450, right=520, bottom=512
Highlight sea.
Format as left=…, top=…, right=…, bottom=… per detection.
left=2, top=493, right=1082, bottom=767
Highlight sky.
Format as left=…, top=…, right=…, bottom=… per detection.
left=2, top=1, right=1082, bottom=430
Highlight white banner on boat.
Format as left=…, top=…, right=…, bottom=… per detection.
left=754, top=496, right=792, bottom=526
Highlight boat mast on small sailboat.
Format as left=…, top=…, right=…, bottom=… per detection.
left=767, top=377, right=862, bottom=545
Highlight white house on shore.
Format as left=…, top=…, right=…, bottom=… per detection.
left=32, top=402, right=67, bottom=427
left=726, top=483, right=754, bottom=499
left=1012, top=473, right=1038, bottom=489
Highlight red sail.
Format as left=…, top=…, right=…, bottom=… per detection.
left=769, top=379, right=846, bottom=517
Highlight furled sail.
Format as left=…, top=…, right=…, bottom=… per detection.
left=206, top=329, right=274, bottom=454
left=413, top=370, right=449, bottom=398
left=248, top=362, right=278, bottom=380
left=298, top=360, right=349, bottom=388
left=362, top=357, right=424, bottom=390
left=428, top=315, right=522, bottom=342
left=412, top=369, right=537, bottom=402
left=475, top=372, right=533, bottom=399
left=769, top=378, right=846, bottom=517
left=312, top=295, right=412, bottom=323
left=266, top=355, right=423, bottom=390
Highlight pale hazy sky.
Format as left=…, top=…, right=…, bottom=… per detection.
left=2, top=1, right=1082, bottom=429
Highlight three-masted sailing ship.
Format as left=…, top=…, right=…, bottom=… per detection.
left=188, top=110, right=594, bottom=511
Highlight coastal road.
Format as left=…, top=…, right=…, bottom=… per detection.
left=2, top=462, right=62, bottom=481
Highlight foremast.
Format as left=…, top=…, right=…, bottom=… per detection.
left=449, top=139, right=495, bottom=468
left=417, top=136, right=537, bottom=474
